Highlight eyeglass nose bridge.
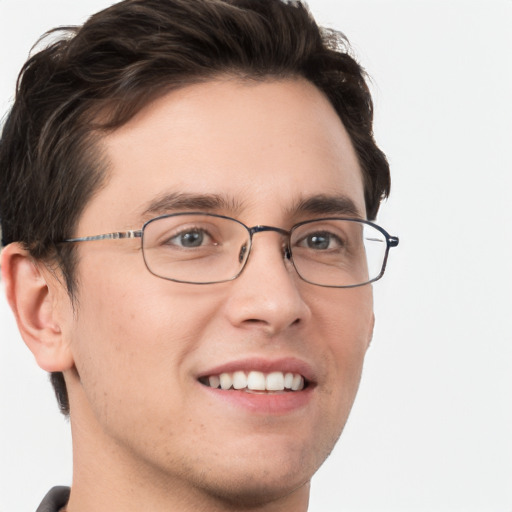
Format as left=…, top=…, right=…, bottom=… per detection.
left=246, top=225, right=292, bottom=260
left=249, top=225, right=289, bottom=237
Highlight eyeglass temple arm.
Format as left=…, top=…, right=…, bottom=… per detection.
left=64, top=230, right=143, bottom=243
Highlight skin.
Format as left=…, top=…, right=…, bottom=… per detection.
left=2, top=78, right=374, bottom=512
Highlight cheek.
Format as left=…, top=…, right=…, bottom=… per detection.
left=312, top=286, right=373, bottom=398
left=68, top=268, right=220, bottom=421
left=312, top=284, right=373, bottom=344
left=290, top=288, right=373, bottom=470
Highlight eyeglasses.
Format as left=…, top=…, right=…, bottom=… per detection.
left=63, top=212, right=399, bottom=288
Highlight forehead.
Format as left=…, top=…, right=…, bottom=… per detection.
left=80, top=78, right=365, bottom=232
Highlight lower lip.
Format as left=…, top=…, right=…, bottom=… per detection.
left=199, top=384, right=314, bottom=415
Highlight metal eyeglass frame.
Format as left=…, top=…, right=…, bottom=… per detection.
left=63, top=212, right=399, bottom=288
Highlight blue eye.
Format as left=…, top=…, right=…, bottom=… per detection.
left=165, top=228, right=215, bottom=248
left=300, top=231, right=343, bottom=250
left=307, top=233, right=330, bottom=250
left=178, top=230, right=205, bottom=247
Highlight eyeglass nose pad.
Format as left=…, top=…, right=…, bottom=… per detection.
left=284, top=246, right=291, bottom=260
left=238, top=243, right=248, bottom=263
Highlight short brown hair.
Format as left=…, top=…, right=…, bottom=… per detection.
left=0, top=0, right=390, bottom=414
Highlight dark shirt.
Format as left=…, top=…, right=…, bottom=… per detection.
left=36, top=487, right=70, bottom=512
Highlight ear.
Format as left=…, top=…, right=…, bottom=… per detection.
left=366, top=313, right=375, bottom=349
left=1, top=243, right=74, bottom=372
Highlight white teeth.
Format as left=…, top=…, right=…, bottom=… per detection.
left=232, top=371, right=247, bottom=390
left=219, top=373, right=233, bottom=390
left=291, top=374, right=304, bottom=391
left=247, top=371, right=266, bottom=391
left=208, top=375, right=220, bottom=389
left=203, top=371, right=306, bottom=392
left=266, top=371, right=285, bottom=391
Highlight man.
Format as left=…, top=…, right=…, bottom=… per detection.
left=0, top=0, right=398, bottom=510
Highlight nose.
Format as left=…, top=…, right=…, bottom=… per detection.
left=223, top=230, right=311, bottom=336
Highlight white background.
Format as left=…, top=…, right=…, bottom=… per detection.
left=1, top=1, right=511, bottom=511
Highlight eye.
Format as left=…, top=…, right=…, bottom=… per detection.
left=297, top=231, right=344, bottom=250
left=168, top=228, right=214, bottom=248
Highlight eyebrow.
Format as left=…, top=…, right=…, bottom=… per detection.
left=140, top=192, right=245, bottom=218
left=290, top=194, right=364, bottom=219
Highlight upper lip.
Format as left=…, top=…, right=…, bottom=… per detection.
left=197, top=357, right=317, bottom=384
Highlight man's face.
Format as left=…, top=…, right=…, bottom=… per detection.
left=61, top=78, right=374, bottom=504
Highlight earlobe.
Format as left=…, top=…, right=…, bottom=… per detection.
left=1, top=243, right=74, bottom=372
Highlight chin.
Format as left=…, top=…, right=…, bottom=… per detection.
left=182, top=436, right=330, bottom=509
left=197, top=466, right=312, bottom=509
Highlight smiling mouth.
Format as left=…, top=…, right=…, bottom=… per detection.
left=199, top=370, right=307, bottom=393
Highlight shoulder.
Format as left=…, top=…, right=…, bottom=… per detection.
left=35, top=487, right=70, bottom=512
